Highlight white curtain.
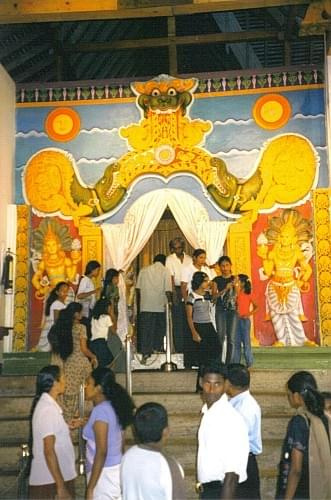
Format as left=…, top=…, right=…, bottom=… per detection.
left=167, top=190, right=230, bottom=265
left=101, top=189, right=231, bottom=340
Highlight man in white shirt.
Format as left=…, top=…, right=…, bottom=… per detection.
left=121, top=402, right=186, bottom=500
left=225, top=364, right=262, bottom=499
left=136, top=254, right=172, bottom=364
left=166, top=238, right=192, bottom=354
left=197, top=361, right=249, bottom=499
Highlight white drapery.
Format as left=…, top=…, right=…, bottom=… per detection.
left=101, top=189, right=231, bottom=340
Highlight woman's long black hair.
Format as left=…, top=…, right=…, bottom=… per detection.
left=85, top=260, right=101, bottom=276
left=48, top=302, right=82, bottom=361
left=45, top=281, right=67, bottom=316
left=92, top=298, right=111, bottom=320
left=101, top=268, right=119, bottom=298
left=91, top=367, right=135, bottom=429
left=28, top=365, right=61, bottom=473
left=287, top=370, right=325, bottom=418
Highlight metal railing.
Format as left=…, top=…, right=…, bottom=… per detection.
left=125, top=327, right=133, bottom=396
left=125, top=302, right=177, bottom=394
left=161, top=303, right=177, bottom=372
left=78, top=383, right=86, bottom=476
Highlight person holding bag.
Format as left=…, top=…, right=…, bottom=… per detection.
left=276, top=371, right=331, bottom=499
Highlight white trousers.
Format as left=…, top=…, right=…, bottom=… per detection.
left=87, top=464, right=121, bottom=500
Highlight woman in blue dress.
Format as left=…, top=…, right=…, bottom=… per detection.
left=276, top=371, right=331, bottom=499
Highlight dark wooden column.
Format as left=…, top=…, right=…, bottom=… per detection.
left=168, top=16, right=177, bottom=76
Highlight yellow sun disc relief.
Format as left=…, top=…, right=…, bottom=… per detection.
left=253, top=94, right=291, bottom=130
left=45, top=108, right=81, bottom=142
left=155, top=145, right=176, bottom=165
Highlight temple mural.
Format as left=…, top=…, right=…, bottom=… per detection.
left=29, top=216, right=82, bottom=349
left=252, top=204, right=317, bottom=346
left=14, top=71, right=329, bottom=349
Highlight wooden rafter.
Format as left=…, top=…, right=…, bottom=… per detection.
left=0, top=29, right=42, bottom=59
left=12, top=54, right=55, bottom=82
left=0, top=0, right=310, bottom=24
left=61, top=29, right=281, bottom=54
left=5, top=43, right=47, bottom=71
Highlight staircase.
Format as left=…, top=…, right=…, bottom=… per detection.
left=1, top=369, right=331, bottom=499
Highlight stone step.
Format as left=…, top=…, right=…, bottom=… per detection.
left=0, top=451, right=277, bottom=500
left=0, top=443, right=22, bottom=469
left=0, top=409, right=291, bottom=442
left=0, top=437, right=280, bottom=500
left=0, top=470, right=278, bottom=500
left=0, top=435, right=284, bottom=476
left=260, top=473, right=278, bottom=500
left=0, top=472, right=278, bottom=500
left=0, top=464, right=277, bottom=500
left=132, top=391, right=293, bottom=415
left=0, top=367, right=329, bottom=500
left=258, top=439, right=283, bottom=470
left=3, top=348, right=331, bottom=376
left=0, top=375, right=36, bottom=395
left=1, top=368, right=330, bottom=395
left=0, top=390, right=293, bottom=418
left=0, top=417, right=30, bottom=441
left=0, top=471, right=20, bottom=500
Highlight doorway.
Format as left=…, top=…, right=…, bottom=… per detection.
left=137, top=207, right=194, bottom=269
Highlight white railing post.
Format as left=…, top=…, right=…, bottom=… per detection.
left=161, top=303, right=177, bottom=372
left=78, top=383, right=86, bottom=476
left=125, top=332, right=133, bottom=396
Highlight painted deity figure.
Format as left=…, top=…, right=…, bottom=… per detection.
left=257, top=209, right=315, bottom=346
left=31, top=219, right=81, bottom=299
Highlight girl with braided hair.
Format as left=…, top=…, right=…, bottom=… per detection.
left=276, top=371, right=331, bottom=499
left=83, top=367, right=135, bottom=500
left=28, top=365, right=76, bottom=499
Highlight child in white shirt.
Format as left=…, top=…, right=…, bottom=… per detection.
left=90, top=298, right=114, bottom=368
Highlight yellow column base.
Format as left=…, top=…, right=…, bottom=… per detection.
left=227, top=217, right=259, bottom=346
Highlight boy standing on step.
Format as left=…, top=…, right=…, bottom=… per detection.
left=197, top=361, right=249, bottom=499
left=225, top=363, right=262, bottom=499
left=121, top=402, right=186, bottom=500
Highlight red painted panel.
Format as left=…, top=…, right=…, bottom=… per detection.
left=28, top=215, right=82, bottom=350
left=251, top=202, right=318, bottom=346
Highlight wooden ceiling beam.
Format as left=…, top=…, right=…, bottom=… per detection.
left=174, top=0, right=309, bottom=16
left=0, top=0, right=309, bottom=24
left=4, top=43, right=47, bottom=71
left=12, top=54, right=54, bottom=82
left=0, top=29, right=42, bottom=58
left=62, top=29, right=280, bottom=53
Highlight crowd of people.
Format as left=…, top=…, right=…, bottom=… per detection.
left=27, top=244, right=331, bottom=499
left=136, top=238, right=258, bottom=371
left=39, top=239, right=257, bottom=386
left=27, top=362, right=331, bottom=499
left=42, top=260, right=121, bottom=421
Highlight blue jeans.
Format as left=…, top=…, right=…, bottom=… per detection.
left=215, top=308, right=238, bottom=364
left=233, top=317, right=254, bottom=367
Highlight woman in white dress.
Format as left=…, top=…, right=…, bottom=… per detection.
left=28, top=365, right=77, bottom=499
left=76, top=260, right=101, bottom=339
left=37, top=281, right=69, bottom=352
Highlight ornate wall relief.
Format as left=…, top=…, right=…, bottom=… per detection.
left=313, top=188, right=331, bottom=345
left=13, top=205, right=30, bottom=351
